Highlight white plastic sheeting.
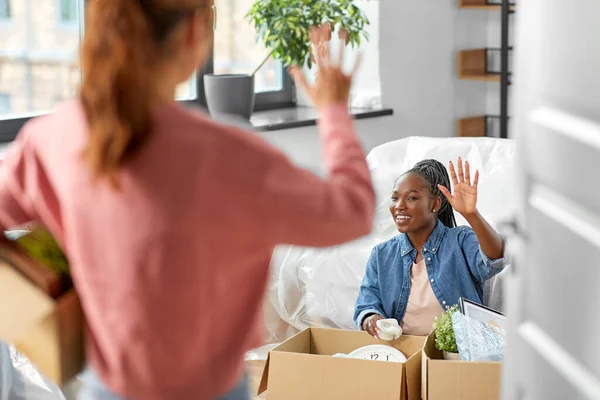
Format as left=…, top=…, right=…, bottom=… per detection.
left=0, top=340, right=66, bottom=400
left=260, top=136, right=517, bottom=350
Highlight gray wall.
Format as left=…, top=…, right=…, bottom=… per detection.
left=258, top=2, right=491, bottom=173
left=257, top=116, right=397, bottom=175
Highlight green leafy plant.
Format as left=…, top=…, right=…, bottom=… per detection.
left=432, top=304, right=459, bottom=353
left=246, top=0, right=370, bottom=72
left=13, top=226, right=70, bottom=277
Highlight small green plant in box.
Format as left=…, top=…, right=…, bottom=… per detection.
left=5, top=225, right=70, bottom=277
left=4, top=225, right=71, bottom=297
left=13, top=227, right=69, bottom=277
left=246, top=0, right=370, bottom=71
left=432, top=304, right=460, bottom=359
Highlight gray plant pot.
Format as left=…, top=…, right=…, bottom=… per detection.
left=203, top=74, right=255, bottom=120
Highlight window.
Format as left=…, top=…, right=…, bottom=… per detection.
left=206, top=0, right=294, bottom=110
left=0, top=0, right=10, bottom=20
left=59, top=0, right=77, bottom=24
left=0, top=0, right=83, bottom=141
left=0, top=1, right=288, bottom=142
left=0, top=1, right=199, bottom=141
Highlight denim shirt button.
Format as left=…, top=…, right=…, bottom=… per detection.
left=442, top=300, right=446, bottom=305
left=427, top=257, right=431, bottom=261
left=430, top=278, right=434, bottom=283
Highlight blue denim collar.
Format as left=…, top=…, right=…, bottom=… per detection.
left=399, top=220, right=448, bottom=256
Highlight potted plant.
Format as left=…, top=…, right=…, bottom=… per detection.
left=4, top=225, right=71, bottom=297
left=432, top=304, right=461, bottom=360
left=203, top=0, right=370, bottom=119
left=1, top=226, right=83, bottom=385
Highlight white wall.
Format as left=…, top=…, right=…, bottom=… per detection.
left=257, top=115, right=397, bottom=176
left=259, top=1, right=491, bottom=172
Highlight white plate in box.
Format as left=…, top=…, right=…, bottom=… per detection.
left=347, top=344, right=407, bottom=363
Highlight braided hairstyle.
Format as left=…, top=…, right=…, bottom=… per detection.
left=399, top=159, right=457, bottom=228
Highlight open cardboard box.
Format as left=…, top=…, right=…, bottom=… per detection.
left=258, top=327, right=426, bottom=400
left=421, top=330, right=502, bottom=400
left=0, top=244, right=84, bottom=386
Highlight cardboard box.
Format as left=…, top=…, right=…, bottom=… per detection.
left=421, top=331, right=502, bottom=400
left=0, top=257, right=84, bottom=386
left=258, top=327, right=426, bottom=400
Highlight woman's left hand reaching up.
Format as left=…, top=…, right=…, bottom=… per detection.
left=438, top=157, right=478, bottom=217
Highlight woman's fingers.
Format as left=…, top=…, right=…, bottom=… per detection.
left=324, top=22, right=333, bottom=41
left=337, top=29, right=348, bottom=67
left=473, top=170, right=480, bottom=188
left=288, top=66, right=311, bottom=96
left=366, top=322, right=374, bottom=336
left=309, top=27, right=324, bottom=68
left=448, top=161, right=459, bottom=186
left=457, top=157, right=465, bottom=183
left=349, top=51, right=362, bottom=78
left=302, top=24, right=355, bottom=108
left=312, top=25, right=331, bottom=68
left=370, top=320, right=380, bottom=339
left=464, top=161, right=471, bottom=186
left=438, top=184, right=453, bottom=201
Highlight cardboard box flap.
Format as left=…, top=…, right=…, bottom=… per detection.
left=259, top=328, right=426, bottom=399
left=422, top=329, right=441, bottom=400
left=267, top=351, right=404, bottom=400
left=423, top=331, right=442, bottom=359
left=55, top=290, right=85, bottom=380
left=258, top=328, right=311, bottom=395
left=0, top=262, right=54, bottom=341
left=404, top=345, right=422, bottom=400
left=257, top=356, right=270, bottom=395
left=310, top=327, right=376, bottom=355
left=422, top=331, right=502, bottom=400
left=428, top=360, right=502, bottom=400
left=397, top=335, right=428, bottom=359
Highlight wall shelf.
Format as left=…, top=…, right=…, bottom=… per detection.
left=459, top=74, right=501, bottom=82
left=456, top=0, right=513, bottom=138
left=459, top=0, right=515, bottom=11
left=457, top=115, right=502, bottom=137
left=458, top=48, right=513, bottom=81
left=458, top=49, right=500, bottom=81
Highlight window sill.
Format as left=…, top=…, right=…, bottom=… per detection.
left=0, top=106, right=394, bottom=160
left=250, top=106, right=394, bottom=132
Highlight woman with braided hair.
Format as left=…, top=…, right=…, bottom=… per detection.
left=354, top=158, right=505, bottom=337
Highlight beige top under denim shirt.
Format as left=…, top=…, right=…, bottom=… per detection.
left=401, top=259, right=445, bottom=335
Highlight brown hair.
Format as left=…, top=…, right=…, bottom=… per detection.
left=80, top=0, right=202, bottom=186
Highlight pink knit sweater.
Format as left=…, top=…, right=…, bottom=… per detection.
left=0, top=100, right=375, bottom=399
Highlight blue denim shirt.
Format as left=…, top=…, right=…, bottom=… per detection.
left=354, top=220, right=505, bottom=329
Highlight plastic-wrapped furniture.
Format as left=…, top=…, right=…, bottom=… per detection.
left=262, top=137, right=516, bottom=345
left=0, top=340, right=66, bottom=400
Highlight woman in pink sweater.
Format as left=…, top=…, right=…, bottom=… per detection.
left=0, top=1, right=374, bottom=399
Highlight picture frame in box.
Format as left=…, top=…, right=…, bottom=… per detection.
left=0, top=244, right=84, bottom=386
left=459, top=297, right=507, bottom=330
